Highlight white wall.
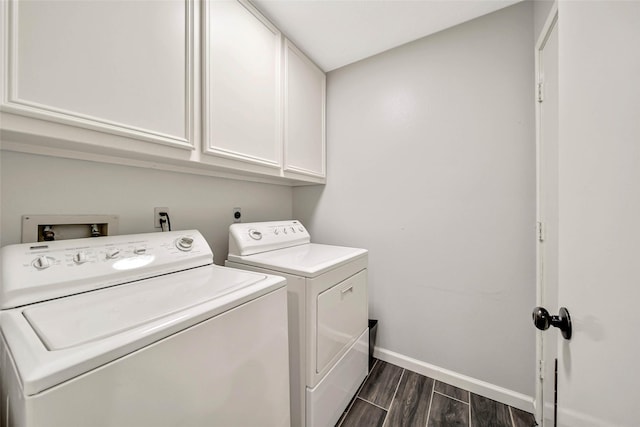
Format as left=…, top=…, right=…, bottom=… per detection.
left=0, top=151, right=293, bottom=263
left=294, top=1, right=536, bottom=397
left=533, top=0, right=555, bottom=42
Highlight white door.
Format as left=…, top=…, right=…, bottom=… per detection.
left=537, top=2, right=640, bottom=426
left=535, top=7, right=559, bottom=426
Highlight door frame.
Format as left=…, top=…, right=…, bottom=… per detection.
left=534, top=3, right=558, bottom=426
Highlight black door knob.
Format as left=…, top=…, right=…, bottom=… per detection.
left=532, top=306, right=572, bottom=340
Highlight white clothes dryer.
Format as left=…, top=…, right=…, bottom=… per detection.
left=226, top=220, right=369, bottom=427
left=0, top=230, right=290, bottom=427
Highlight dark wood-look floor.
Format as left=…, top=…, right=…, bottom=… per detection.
left=337, top=360, right=537, bottom=427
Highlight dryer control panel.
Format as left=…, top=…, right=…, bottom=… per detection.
left=0, top=230, right=213, bottom=309
left=229, top=220, right=311, bottom=256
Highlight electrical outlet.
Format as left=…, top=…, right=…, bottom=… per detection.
left=233, top=207, right=242, bottom=223
left=154, top=207, right=169, bottom=228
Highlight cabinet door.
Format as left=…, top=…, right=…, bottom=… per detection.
left=1, top=0, right=194, bottom=149
left=203, top=0, right=282, bottom=169
left=284, top=40, right=326, bottom=179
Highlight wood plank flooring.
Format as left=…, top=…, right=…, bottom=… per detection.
left=336, top=360, right=537, bottom=427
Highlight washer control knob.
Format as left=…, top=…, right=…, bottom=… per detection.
left=249, top=229, right=262, bottom=240
left=106, top=248, right=120, bottom=259
left=176, top=237, right=194, bottom=251
left=290, top=226, right=296, bottom=233
left=298, top=226, right=304, bottom=232
left=133, top=247, right=146, bottom=255
left=73, top=252, right=88, bottom=264
left=33, top=255, right=50, bottom=270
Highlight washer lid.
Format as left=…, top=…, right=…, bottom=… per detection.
left=228, top=243, right=367, bottom=277
left=1, top=265, right=285, bottom=396
left=23, top=266, right=263, bottom=350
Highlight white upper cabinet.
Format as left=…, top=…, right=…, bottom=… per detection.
left=283, top=40, right=326, bottom=179
left=1, top=0, right=194, bottom=149
left=1, top=0, right=326, bottom=185
left=202, top=0, right=282, bottom=170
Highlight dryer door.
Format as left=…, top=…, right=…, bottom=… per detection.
left=316, top=270, right=367, bottom=375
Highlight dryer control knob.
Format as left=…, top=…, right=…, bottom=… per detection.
left=249, top=229, right=262, bottom=240
left=33, top=255, right=50, bottom=270
left=176, top=236, right=194, bottom=251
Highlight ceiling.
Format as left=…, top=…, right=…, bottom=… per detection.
left=252, top=0, right=522, bottom=72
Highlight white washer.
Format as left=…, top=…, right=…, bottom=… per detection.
left=0, top=230, right=290, bottom=427
left=226, top=220, right=368, bottom=427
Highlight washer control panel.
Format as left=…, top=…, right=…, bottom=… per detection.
left=229, top=220, right=311, bottom=256
left=0, top=230, right=213, bottom=310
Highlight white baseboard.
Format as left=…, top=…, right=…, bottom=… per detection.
left=373, top=347, right=535, bottom=414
